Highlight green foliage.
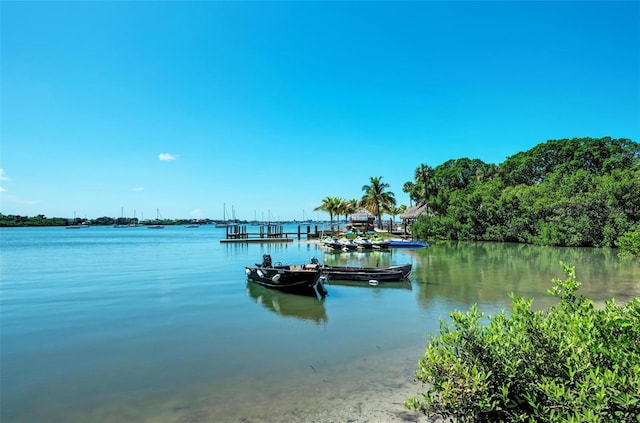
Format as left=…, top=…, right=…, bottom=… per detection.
left=361, top=176, right=396, bottom=229
left=410, top=137, right=640, bottom=248
left=0, top=214, right=68, bottom=227
left=615, top=224, right=640, bottom=258
left=406, top=263, right=640, bottom=422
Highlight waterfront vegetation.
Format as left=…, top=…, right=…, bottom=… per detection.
left=401, top=137, right=640, bottom=420
left=405, top=137, right=639, bottom=254
left=406, top=263, right=640, bottom=422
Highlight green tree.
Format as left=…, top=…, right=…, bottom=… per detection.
left=361, top=176, right=396, bottom=229
left=615, top=223, right=640, bottom=258
left=314, top=196, right=342, bottom=232
left=406, top=263, right=640, bottom=422
left=338, top=198, right=358, bottom=231
left=414, top=163, right=434, bottom=209
left=402, top=181, right=416, bottom=206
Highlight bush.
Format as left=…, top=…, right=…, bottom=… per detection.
left=616, top=224, right=640, bottom=258
left=406, top=263, right=640, bottom=422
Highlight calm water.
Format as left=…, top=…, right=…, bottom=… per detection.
left=2, top=226, right=639, bottom=422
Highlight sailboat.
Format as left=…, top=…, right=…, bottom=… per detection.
left=215, top=203, right=230, bottom=228
left=114, top=207, right=129, bottom=228
left=65, top=211, right=82, bottom=229
left=147, top=208, right=165, bottom=229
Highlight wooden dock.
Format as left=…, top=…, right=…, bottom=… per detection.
left=220, top=224, right=326, bottom=243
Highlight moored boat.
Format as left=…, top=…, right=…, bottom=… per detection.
left=318, top=262, right=412, bottom=282
left=338, top=237, right=358, bottom=251
left=354, top=236, right=374, bottom=249
left=245, top=254, right=327, bottom=298
left=322, top=236, right=343, bottom=250
left=387, top=239, right=428, bottom=248
left=370, top=236, right=390, bottom=249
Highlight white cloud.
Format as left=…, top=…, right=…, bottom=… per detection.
left=191, top=209, right=202, bottom=216
left=0, top=169, right=10, bottom=181
left=0, top=187, right=6, bottom=192
left=132, top=187, right=145, bottom=192
left=158, top=153, right=177, bottom=161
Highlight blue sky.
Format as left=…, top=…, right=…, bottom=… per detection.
left=2, top=1, right=638, bottom=221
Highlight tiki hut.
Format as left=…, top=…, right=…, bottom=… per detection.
left=349, top=207, right=375, bottom=233
left=399, top=203, right=427, bottom=233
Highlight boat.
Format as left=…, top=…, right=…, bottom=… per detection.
left=370, top=236, right=390, bottom=249
left=354, top=236, right=374, bottom=249
left=114, top=208, right=129, bottom=228
left=245, top=254, right=327, bottom=298
left=338, top=237, right=358, bottom=251
left=147, top=208, right=165, bottom=229
left=318, top=262, right=412, bottom=282
left=65, top=212, right=82, bottom=229
left=322, top=236, right=343, bottom=250
left=387, top=239, right=428, bottom=248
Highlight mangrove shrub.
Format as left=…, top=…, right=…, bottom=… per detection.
left=406, top=263, right=640, bottom=422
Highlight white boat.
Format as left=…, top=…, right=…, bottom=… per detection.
left=322, top=236, right=343, bottom=250
left=147, top=209, right=165, bottom=229
left=354, top=236, right=374, bottom=249
left=338, top=238, right=358, bottom=251
left=371, top=236, right=390, bottom=249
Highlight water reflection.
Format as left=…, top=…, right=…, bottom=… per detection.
left=245, top=281, right=328, bottom=324
left=409, top=242, right=640, bottom=311
left=323, top=279, right=413, bottom=290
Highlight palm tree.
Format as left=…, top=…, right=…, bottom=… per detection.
left=414, top=163, right=434, bottom=207
left=314, top=196, right=342, bottom=232
left=389, top=204, right=407, bottom=228
left=402, top=181, right=415, bottom=207
left=339, top=198, right=358, bottom=231
left=361, top=176, right=396, bottom=230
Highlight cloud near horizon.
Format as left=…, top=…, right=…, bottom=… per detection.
left=0, top=169, right=9, bottom=192
left=158, top=153, right=177, bottom=161
left=132, top=187, right=144, bottom=192
left=191, top=209, right=202, bottom=216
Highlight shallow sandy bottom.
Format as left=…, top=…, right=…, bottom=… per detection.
left=56, top=348, right=447, bottom=423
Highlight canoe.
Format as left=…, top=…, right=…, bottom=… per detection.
left=319, top=263, right=412, bottom=282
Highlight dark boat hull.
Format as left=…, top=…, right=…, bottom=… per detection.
left=245, top=266, right=323, bottom=297
left=387, top=240, right=428, bottom=248
left=319, top=263, right=412, bottom=282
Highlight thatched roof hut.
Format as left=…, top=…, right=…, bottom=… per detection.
left=400, top=203, right=427, bottom=223
left=397, top=203, right=427, bottom=234
left=350, top=207, right=375, bottom=232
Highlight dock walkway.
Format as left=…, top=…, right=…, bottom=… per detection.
left=220, top=224, right=328, bottom=243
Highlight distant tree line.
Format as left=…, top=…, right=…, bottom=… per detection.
left=0, top=214, right=217, bottom=227
left=403, top=137, right=639, bottom=251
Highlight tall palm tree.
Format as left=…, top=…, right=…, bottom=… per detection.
left=361, top=176, right=396, bottom=229
left=414, top=164, right=434, bottom=206
left=402, top=181, right=415, bottom=207
left=339, top=198, right=358, bottom=231
left=314, top=196, right=342, bottom=232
